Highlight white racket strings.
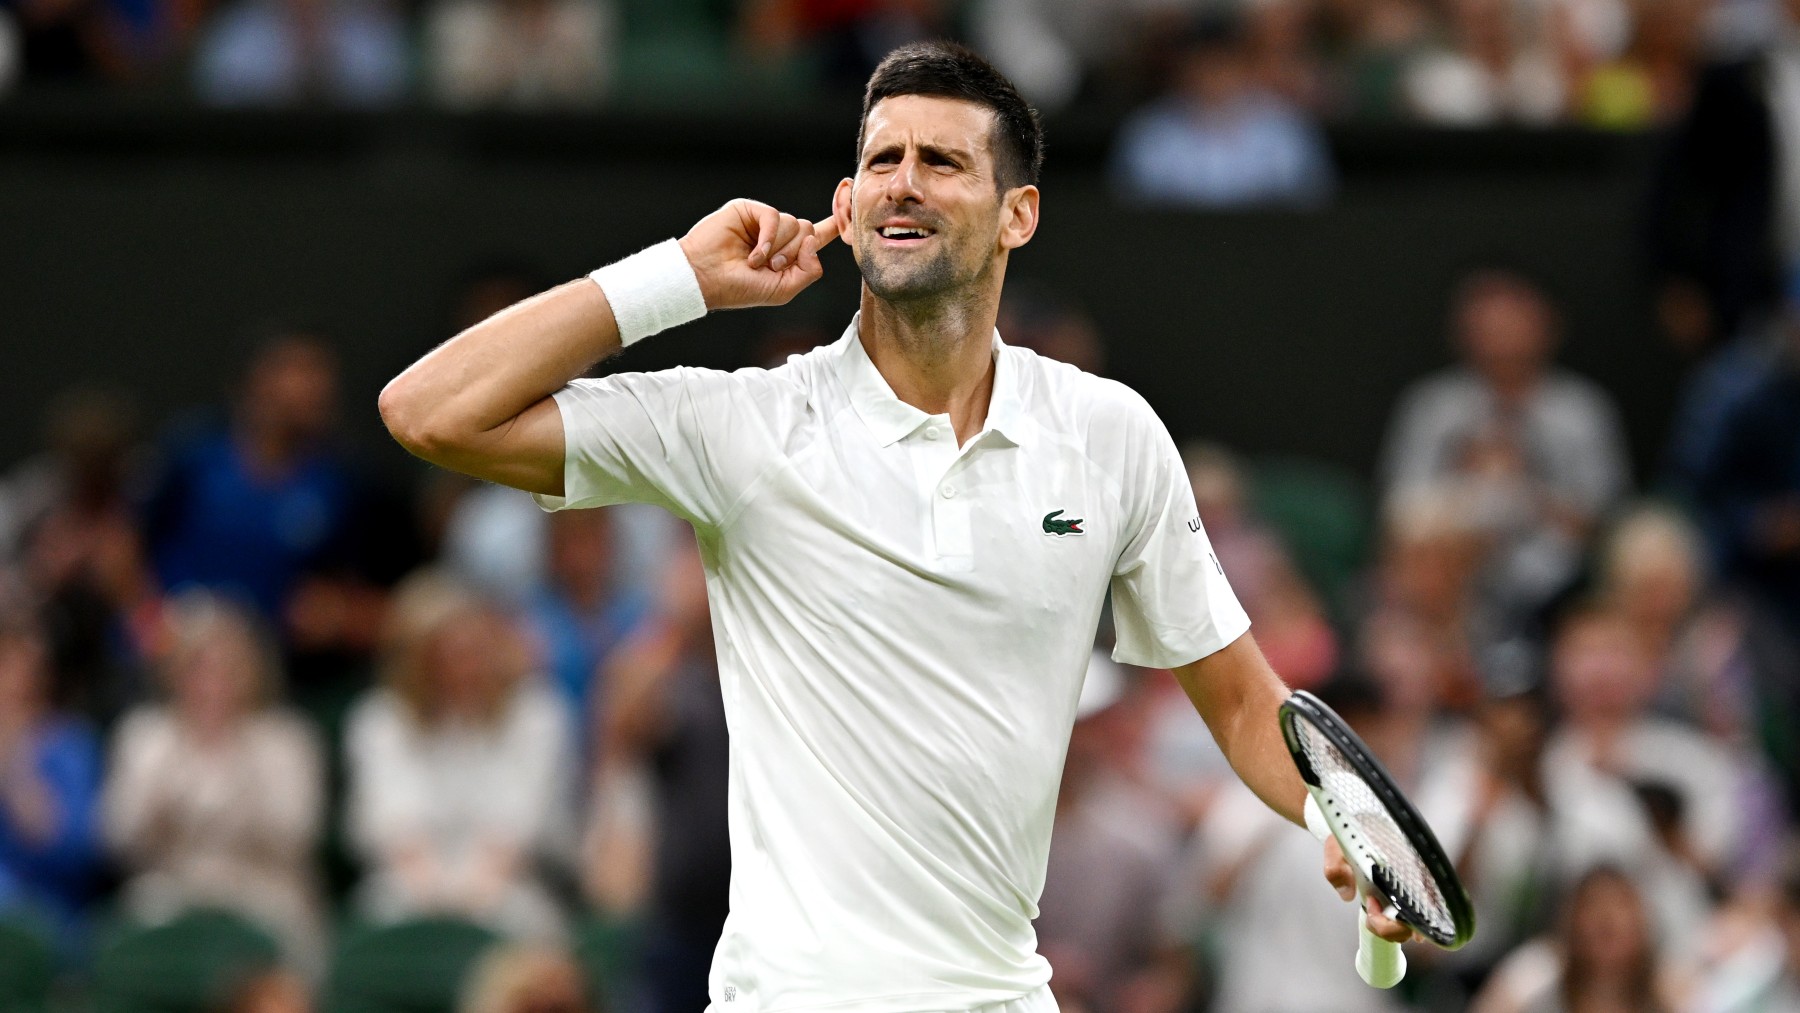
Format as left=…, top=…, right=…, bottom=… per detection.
left=1296, top=719, right=1458, bottom=944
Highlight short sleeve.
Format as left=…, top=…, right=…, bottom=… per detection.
left=1108, top=398, right=1250, bottom=669
left=533, top=366, right=767, bottom=529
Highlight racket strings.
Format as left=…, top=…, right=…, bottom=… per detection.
left=1296, top=720, right=1458, bottom=942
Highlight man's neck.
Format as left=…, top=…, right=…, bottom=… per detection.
left=858, top=286, right=999, bottom=445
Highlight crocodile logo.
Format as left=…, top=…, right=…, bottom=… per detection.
left=1042, top=509, right=1084, bottom=536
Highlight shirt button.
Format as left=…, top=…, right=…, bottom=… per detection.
left=940, top=485, right=957, bottom=499
left=924, top=427, right=940, bottom=441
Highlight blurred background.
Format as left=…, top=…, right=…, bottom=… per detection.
left=5, top=0, right=1800, bottom=1010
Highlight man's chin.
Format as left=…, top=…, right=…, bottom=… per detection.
left=860, top=261, right=960, bottom=304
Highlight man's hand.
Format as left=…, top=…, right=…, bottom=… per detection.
left=1323, top=836, right=1415, bottom=943
left=679, top=199, right=841, bottom=311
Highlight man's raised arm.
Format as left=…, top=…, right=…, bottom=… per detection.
left=377, top=200, right=840, bottom=496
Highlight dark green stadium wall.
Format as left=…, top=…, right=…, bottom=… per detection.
left=0, top=111, right=1683, bottom=487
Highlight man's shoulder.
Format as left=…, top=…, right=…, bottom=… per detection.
left=1005, top=345, right=1159, bottom=434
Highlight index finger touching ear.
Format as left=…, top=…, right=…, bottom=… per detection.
left=812, top=216, right=841, bottom=248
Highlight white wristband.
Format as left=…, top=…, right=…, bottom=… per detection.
left=589, top=238, right=708, bottom=346
left=1303, top=793, right=1333, bottom=843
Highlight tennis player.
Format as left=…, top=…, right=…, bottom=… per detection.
left=380, top=41, right=1411, bottom=1013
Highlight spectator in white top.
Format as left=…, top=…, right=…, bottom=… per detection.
left=1415, top=689, right=1669, bottom=975
left=1695, top=840, right=1800, bottom=1012
left=103, top=592, right=326, bottom=973
left=1545, top=603, right=1757, bottom=895
left=423, top=0, right=614, bottom=108
left=1380, top=269, right=1631, bottom=634
left=1403, top=0, right=1566, bottom=124
left=344, top=570, right=576, bottom=941
left=1596, top=504, right=1745, bottom=729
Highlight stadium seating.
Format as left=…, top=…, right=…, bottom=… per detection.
left=1252, top=457, right=1372, bottom=622
left=0, top=912, right=56, bottom=1013
left=571, top=914, right=639, bottom=1012
left=323, top=918, right=499, bottom=1013
left=92, top=909, right=281, bottom=1013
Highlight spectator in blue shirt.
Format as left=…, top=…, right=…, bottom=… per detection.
left=0, top=617, right=103, bottom=959
left=143, top=331, right=358, bottom=625
left=526, top=508, right=648, bottom=727
left=192, top=0, right=406, bottom=106
left=1112, top=15, right=1335, bottom=209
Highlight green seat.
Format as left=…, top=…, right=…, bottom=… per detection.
left=0, top=912, right=55, bottom=1013
left=94, top=908, right=281, bottom=1013
left=324, top=918, right=498, bottom=1013
left=570, top=914, right=640, bottom=1013
left=613, top=0, right=735, bottom=102
left=1250, top=457, right=1372, bottom=622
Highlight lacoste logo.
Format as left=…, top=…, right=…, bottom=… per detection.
left=1043, top=509, right=1085, bottom=536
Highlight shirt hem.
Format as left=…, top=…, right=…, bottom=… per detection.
left=1113, top=619, right=1251, bottom=671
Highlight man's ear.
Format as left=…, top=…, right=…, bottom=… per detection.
left=833, top=178, right=854, bottom=247
left=999, top=185, right=1040, bottom=251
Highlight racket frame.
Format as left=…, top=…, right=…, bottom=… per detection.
left=1278, top=690, right=1477, bottom=951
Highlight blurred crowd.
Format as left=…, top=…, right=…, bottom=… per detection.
left=6, top=0, right=1800, bottom=205
left=4, top=238, right=1800, bottom=1013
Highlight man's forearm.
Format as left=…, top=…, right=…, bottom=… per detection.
left=376, top=200, right=836, bottom=494
left=1170, top=633, right=1308, bottom=826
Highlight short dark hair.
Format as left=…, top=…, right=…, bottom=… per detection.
left=858, top=41, right=1045, bottom=191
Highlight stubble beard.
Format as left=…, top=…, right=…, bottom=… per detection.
left=859, top=236, right=966, bottom=306
left=854, top=219, right=1002, bottom=361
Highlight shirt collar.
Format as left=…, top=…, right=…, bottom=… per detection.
left=830, top=313, right=1035, bottom=449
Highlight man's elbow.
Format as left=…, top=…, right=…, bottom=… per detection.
left=378, top=376, right=453, bottom=461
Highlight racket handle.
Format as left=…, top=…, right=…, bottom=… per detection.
left=1355, top=888, right=1406, bottom=989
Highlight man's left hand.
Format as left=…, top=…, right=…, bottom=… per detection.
left=1322, top=836, right=1415, bottom=943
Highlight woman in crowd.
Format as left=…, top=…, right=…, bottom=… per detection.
left=1475, top=864, right=1682, bottom=1012
left=1596, top=504, right=1750, bottom=735
left=344, top=571, right=576, bottom=940
left=102, top=591, right=326, bottom=972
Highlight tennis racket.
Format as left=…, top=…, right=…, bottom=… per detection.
left=1279, top=690, right=1476, bottom=989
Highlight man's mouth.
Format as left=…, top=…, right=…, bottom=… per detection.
left=876, top=224, right=936, bottom=245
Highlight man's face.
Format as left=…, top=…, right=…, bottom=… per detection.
left=840, top=95, right=1018, bottom=304
left=245, top=337, right=338, bottom=440
left=1551, top=618, right=1654, bottom=723
left=1458, top=286, right=1552, bottom=386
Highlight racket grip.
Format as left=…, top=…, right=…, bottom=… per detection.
left=1355, top=902, right=1406, bottom=989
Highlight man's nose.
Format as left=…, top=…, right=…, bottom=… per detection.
left=884, top=153, right=926, bottom=205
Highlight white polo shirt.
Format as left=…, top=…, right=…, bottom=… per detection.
left=538, top=315, right=1249, bottom=1013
